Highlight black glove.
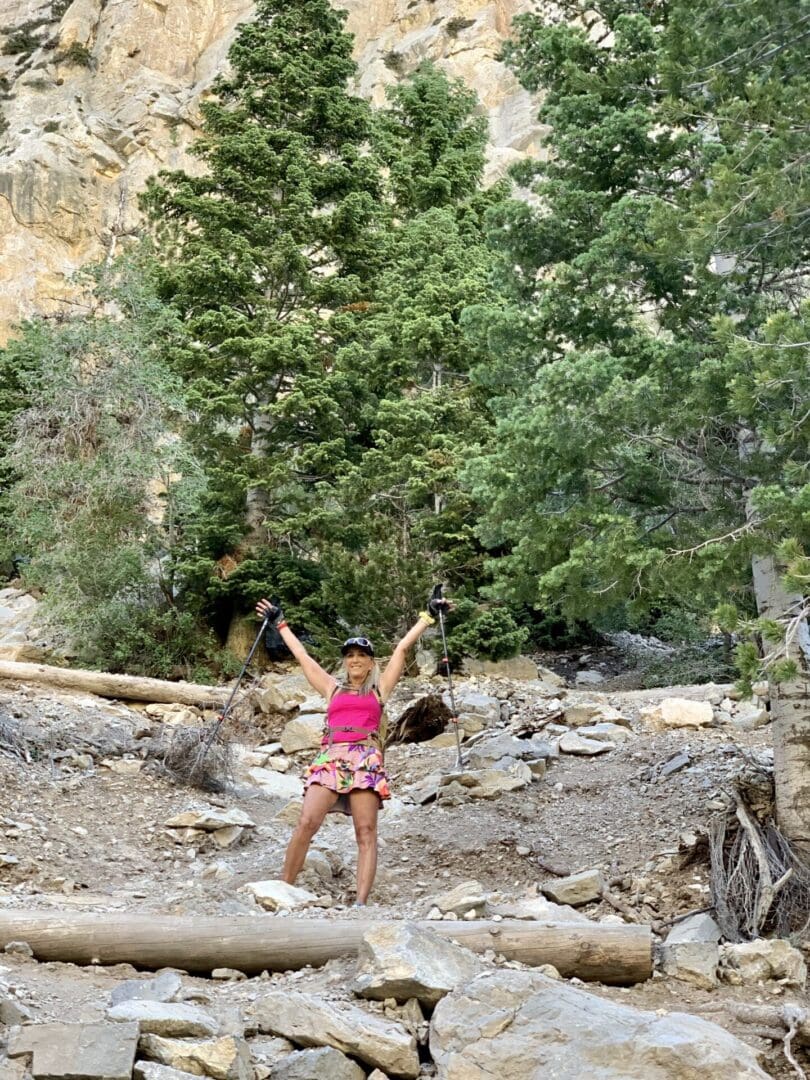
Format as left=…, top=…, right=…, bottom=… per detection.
left=427, top=583, right=450, bottom=618
left=256, top=597, right=284, bottom=627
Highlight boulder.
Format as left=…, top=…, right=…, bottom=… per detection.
left=247, top=768, right=304, bottom=800
left=466, top=733, right=554, bottom=770
left=558, top=731, right=614, bottom=756
left=640, top=698, right=714, bottom=731
left=577, top=722, right=634, bottom=743
left=133, top=1064, right=203, bottom=1080
left=444, top=691, right=500, bottom=726
left=244, top=880, right=318, bottom=912
left=281, top=714, right=326, bottom=753
left=107, top=1000, right=219, bottom=1037
left=575, top=670, right=605, bottom=686
left=541, top=869, right=603, bottom=907
left=486, top=896, right=589, bottom=923
left=730, top=707, right=769, bottom=732
left=110, top=971, right=182, bottom=1007
left=463, top=656, right=538, bottom=680
left=164, top=808, right=255, bottom=832
left=8, top=1022, right=139, bottom=1080
left=354, top=923, right=481, bottom=1007
left=438, top=764, right=532, bottom=800
left=720, top=939, right=807, bottom=989
left=563, top=702, right=629, bottom=728
left=660, top=942, right=719, bottom=989
left=251, top=990, right=419, bottom=1078
left=664, top=913, right=722, bottom=946
left=138, top=1035, right=252, bottom=1080
left=430, top=970, right=769, bottom=1079
left=270, top=1047, right=365, bottom=1080
left=429, top=881, right=488, bottom=918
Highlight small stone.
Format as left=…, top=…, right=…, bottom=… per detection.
left=211, top=969, right=246, bottom=981
left=558, top=731, right=614, bottom=756
left=515, top=845, right=530, bottom=857
left=430, top=880, right=487, bottom=917
left=4, top=941, right=33, bottom=957
left=245, top=879, right=318, bottom=912
left=575, top=670, right=604, bottom=685
left=541, top=869, right=603, bottom=907
left=660, top=942, right=719, bottom=989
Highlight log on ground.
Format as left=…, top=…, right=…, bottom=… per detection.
left=0, top=911, right=652, bottom=985
left=0, top=660, right=228, bottom=707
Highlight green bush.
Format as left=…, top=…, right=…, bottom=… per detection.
left=445, top=602, right=529, bottom=661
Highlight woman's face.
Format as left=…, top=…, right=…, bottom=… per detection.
left=343, top=646, right=374, bottom=682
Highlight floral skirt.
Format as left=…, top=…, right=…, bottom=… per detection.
left=304, top=743, right=391, bottom=815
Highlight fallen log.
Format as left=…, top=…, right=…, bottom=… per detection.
left=0, top=660, right=228, bottom=708
left=0, top=911, right=652, bottom=985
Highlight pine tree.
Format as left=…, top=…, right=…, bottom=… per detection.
left=466, top=0, right=810, bottom=839
left=144, top=0, right=382, bottom=564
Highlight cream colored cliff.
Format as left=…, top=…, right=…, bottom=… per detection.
left=0, top=0, right=544, bottom=341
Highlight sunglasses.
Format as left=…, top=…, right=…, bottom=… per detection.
left=341, top=636, right=374, bottom=656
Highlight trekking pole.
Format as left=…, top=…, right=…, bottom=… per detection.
left=195, top=614, right=270, bottom=769
left=433, top=585, right=464, bottom=770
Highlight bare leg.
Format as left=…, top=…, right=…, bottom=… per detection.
left=282, top=784, right=338, bottom=885
left=350, top=790, right=380, bottom=904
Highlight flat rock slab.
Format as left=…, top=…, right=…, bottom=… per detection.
left=110, top=971, right=182, bottom=1007
left=271, top=1047, right=365, bottom=1080
left=138, top=1035, right=252, bottom=1080
left=252, top=989, right=419, bottom=1078
left=9, top=1021, right=139, bottom=1080
left=164, top=808, right=255, bottom=831
left=245, top=879, right=318, bottom=912
left=430, top=970, right=769, bottom=1079
left=354, top=923, right=481, bottom=1007
left=486, top=896, right=589, bottom=923
left=558, top=731, right=614, bottom=756
left=133, top=1064, right=202, bottom=1080
left=107, top=1000, right=219, bottom=1037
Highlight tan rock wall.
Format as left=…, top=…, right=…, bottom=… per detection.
left=0, top=0, right=545, bottom=342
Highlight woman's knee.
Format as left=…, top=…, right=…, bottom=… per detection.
left=297, top=813, right=323, bottom=838
left=354, top=821, right=377, bottom=848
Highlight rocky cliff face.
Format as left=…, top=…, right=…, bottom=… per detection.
left=0, top=0, right=543, bottom=341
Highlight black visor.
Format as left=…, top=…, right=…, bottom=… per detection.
left=341, top=636, right=374, bottom=657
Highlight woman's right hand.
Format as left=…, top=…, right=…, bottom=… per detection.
left=256, top=598, right=284, bottom=626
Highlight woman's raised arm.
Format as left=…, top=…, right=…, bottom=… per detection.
left=378, top=589, right=451, bottom=701
left=256, top=599, right=337, bottom=701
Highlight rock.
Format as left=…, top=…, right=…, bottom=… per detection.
left=245, top=880, right=318, bottom=912
left=100, top=758, right=144, bottom=775
left=577, top=722, right=634, bottom=743
left=720, top=939, right=807, bottom=988
left=575, top=669, right=605, bottom=686
left=110, top=971, right=183, bottom=1007
left=247, top=768, right=304, bottom=800
left=730, top=707, right=769, bottom=731
left=275, top=799, right=305, bottom=826
left=353, top=923, right=481, bottom=1006
left=466, top=733, right=552, bottom=769
left=463, top=656, right=538, bottom=679
left=660, top=942, right=719, bottom=989
left=640, top=698, right=714, bottom=731
left=281, top=714, right=326, bottom=753
left=444, top=691, right=500, bottom=726
left=437, top=764, right=532, bottom=800
left=563, top=702, right=629, bottom=728
left=107, top=1000, right=219, bottom=1037
left=664, top=913, right=722, bottom=946
left=252, top=990, right=419, bottom=1078
left=558, top=731, right=614, bottom=756
left=541, top=869, right=603, bottom=906
left=9, top=1022, right=139, bottom=1080
left=0, top=996, right=34, bottom=1025
left=211, top=825, right=245, bottom=849
left=486, top=896, right=589, bottom=923
left=211, top=968, right=246, bottom=981
left=429, top=881, right=488, bottom=917
left=138, top=1034, right=252, bottom=1080
left=366, top=1072, right=390, bottom=1080
left=3, top=941, right=33, bottom=957
left=429, top=970, right=769, bottom=1079
left=270, top=1047, right=365, bottom=1080
left=133, top=1064, right=203, bottom=1080
left=164, top=808, right=255, bottom=831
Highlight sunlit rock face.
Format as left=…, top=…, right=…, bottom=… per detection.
left=0, top=0, right=545, bottom=340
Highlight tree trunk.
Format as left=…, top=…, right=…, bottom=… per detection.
left=0, top=660, right=228, bottom=707
left=750, top=552, right=810, bottom=845
left=0, top=911, right=652, bottom=985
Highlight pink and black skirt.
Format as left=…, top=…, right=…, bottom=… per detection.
left=303, top=742, right=391, bottom=814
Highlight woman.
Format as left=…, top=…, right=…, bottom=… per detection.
left=255, top=593, right=449, bottom=905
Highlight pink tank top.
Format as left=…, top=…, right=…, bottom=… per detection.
left=323, top=689, right=382, bottom=746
